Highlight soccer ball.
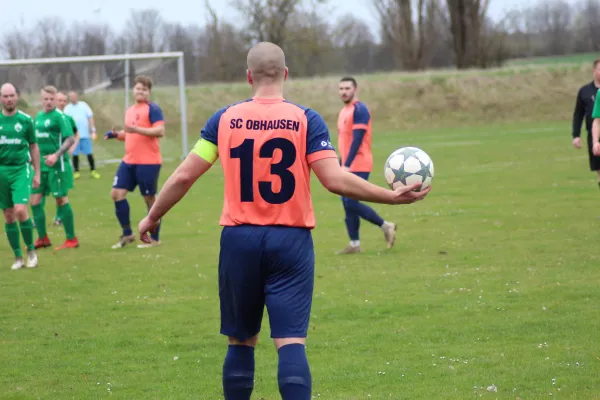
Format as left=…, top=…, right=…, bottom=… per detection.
left=384, top=147, right=434, bottom=191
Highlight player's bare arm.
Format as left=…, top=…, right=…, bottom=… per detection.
left=139, top=152, right=213, bottom=241
left=69, top=131, right=80, bottom=155
left=124, top=123, right=165, bottom=137
left=29, top=143, right=41, bottom=189
left=44, top=136, right=74, bottom=167
left=593, top=119, right=600, bottom=156
left=90, top=116, right=97, bottom=140
left=311, top=157, right=430, bottom=204
left=572, top=89, right=584, bottom=149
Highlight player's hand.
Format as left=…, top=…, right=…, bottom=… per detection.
left=44, top=153, right=58, bottom=167
left=573, top=137, right=581, bottom=149
left=91, top=132, right=97, bottom=141
left=138, top=216, right=160, bottom=244
left=104, top=129, right=118, bottom=140
left=389, top=183, right=431, bottom=205
left=32, top=173, right=41, bottom=189
left=594, top=142, right=600, bottom=156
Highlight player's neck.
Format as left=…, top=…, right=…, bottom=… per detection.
left=253, top=84, right=284, bottom=99
left=595, top=80, right=600, bottom=88
left=2, top=108, right=17, bottom=117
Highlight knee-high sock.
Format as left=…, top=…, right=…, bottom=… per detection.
left=278, top=344, right=311, bottom=400
left=115, top=199, right=132, bottom=236
left=222, top=345, right=255, bottom=400
left=19, top=218, right=34, bottom=251
left=32, top=204, right=47, bottom=239
left=87, top=154, right=96, bottom=171
left=59, top=203, right=76, bottom=240
left=5, top=222, right=22, bottom=258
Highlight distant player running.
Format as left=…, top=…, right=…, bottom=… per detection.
left=64, top=91, right=99, bottom=179
left=105, top=75, right=165, bottom=249
left=572, top=58, right=600, bottom=186
left=31, top=85, right=79, bottom=250
left=336, top=77, right=396, bottom=254
left=138, top=42, right=430, bottom=400
left=0, top=83, right=40, bottom=269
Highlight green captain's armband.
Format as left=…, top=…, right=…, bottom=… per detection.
left=191, top=138, right=218, bottom=164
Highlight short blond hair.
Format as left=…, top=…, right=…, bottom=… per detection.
left=42, top=85, right=57, bottom=94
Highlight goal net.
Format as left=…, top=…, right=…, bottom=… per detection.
left=0, top=52, right=189, bottom=165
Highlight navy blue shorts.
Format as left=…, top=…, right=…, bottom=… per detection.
left=113, top=162, right=161, bottom=196
left=218, top=225, right=315, bottom=341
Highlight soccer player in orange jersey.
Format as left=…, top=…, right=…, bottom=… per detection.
left=336, top=77, right=396, bottom=254
left=104, top=75, right=165, bottom=249
left=138, top=42, right=430, bottom=400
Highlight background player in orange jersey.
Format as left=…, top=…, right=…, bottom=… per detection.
left=336, top=76, right=396, bottom=254
left=138, top=42, right=430, bottom=400
left=105, top=75, right=165, bottom=249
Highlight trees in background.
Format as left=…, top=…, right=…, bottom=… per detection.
left=0, top=0, right=598, bottom=86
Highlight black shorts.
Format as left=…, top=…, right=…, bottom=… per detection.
left=586, top=138, right=600, bottom=171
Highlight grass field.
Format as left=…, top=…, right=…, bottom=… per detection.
left=2, top=116, right=600, bottom=399
left=506, top=52, right=599, bottom=67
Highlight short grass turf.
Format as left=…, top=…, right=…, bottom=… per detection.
left=1, top=120, right=599, bottom=399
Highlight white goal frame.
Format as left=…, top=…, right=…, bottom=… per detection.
left=0, top=52, right=189, bottom=159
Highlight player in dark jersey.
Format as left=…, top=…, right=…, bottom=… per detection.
left=572, top=58, right=600, bottom=186
left=138, top=42, right=431, bottom=400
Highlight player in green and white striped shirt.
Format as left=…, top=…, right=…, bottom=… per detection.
left=30, top=85, right=79, bottom=251
left=0, top=83, right=41, bottom=269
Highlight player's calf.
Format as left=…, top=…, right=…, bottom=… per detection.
left=222, top=343, right=255, bottom=400
left=53, top=197, right=79, bottom=250
left=276, top=342, right=311, bottom=400
left=13, top=204, right=36, bottom=255
left=30, top=194, right=51, bottom=248
left=111, top=189, right=136, bottom=248
left=4, top=208, right=23, bottom=269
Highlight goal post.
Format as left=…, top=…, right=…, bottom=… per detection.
left=0, top=52, right=189, bottom=161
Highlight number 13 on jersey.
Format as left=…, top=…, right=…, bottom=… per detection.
left=230, top=137, right=297, bottom=205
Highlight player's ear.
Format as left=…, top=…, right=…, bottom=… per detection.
left=283, top=67, right=289, bottom=81
left=246, top=69, right=253, bottom=85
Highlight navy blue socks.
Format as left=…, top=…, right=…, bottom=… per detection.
left=221, top=343, right=311, bottom=399
left=222, top=345, right=255, bottom=400
left=278, top=344, right=311, bottom=400
left=114, top=199, right=132, bottom=236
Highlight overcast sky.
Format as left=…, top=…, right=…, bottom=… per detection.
left=0, top=0, right=533, bottom=38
